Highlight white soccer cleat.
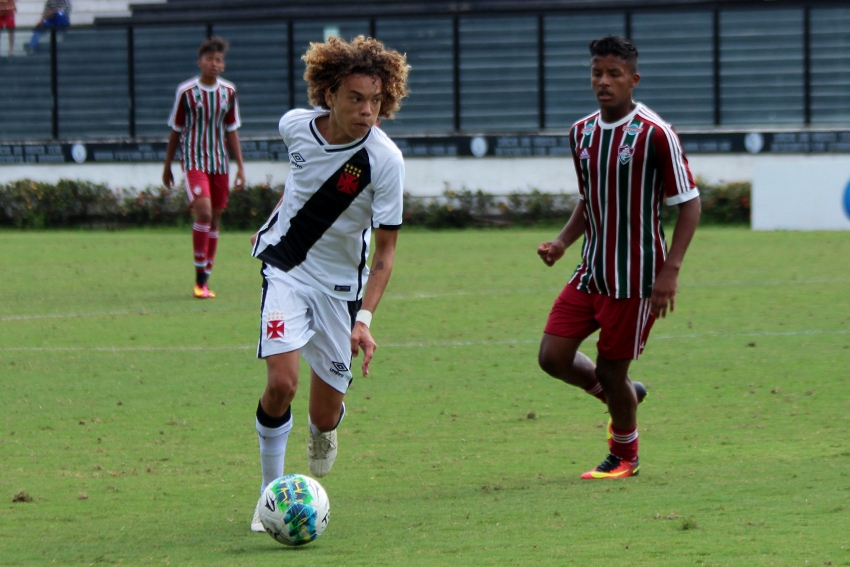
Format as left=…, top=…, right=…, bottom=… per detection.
left=307, top=418, right=338, bottom=478
left=250, top=495, right=266, bottom=533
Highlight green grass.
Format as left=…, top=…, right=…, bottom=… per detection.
left=1, top=226, right=849, bottom=567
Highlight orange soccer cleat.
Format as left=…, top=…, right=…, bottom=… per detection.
left=193, top=284, right=216, bottom=299
left=581, top=454, right=640, bottom=480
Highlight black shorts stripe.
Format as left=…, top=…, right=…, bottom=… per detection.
left=257, top=148, right=372, bottom=272
left=347, top=298, right=363, bottom=332
left=257, top=263, right=271, bottom=359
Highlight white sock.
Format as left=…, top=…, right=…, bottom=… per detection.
left=256, top=415, right=293, bottom=495
left=309, top=402, right=345, bottom=436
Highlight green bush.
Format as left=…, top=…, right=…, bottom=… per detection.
left=0, top=178, right=749, bottom=229
left=0, top=179, right=121, bottom=228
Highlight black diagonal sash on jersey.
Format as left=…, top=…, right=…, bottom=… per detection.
left=257, top=148, right=372, bottom=272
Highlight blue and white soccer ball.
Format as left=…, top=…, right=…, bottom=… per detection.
left=259, top=474, right=330, bottom=546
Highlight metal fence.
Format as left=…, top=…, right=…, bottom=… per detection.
left=2, top=5, right=850, bottom=141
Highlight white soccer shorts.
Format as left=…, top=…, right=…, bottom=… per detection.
left=257, top=264, right=359, bottom=394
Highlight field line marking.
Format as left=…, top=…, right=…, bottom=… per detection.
left=1, top=328, right=847, bottom=352
left=4, top=277, right=846, bottom=322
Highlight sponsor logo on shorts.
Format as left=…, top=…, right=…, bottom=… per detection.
left=618, top=144, right=635, bottom=165
left=193, top=186, right=202, bottom=195
left=329, top=361, right=349, bottom=377
left=334, top=285, right=351, bottom=292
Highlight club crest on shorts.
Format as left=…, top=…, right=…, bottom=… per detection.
left=265, top=311, right=286, bottom=339
left=618, top=144, right=635, bottom=165
left=337, top=163, right=362, bottom=195
left=193, top=186, right=202, bottom=195
left=266, top=320, right=284, bottom=339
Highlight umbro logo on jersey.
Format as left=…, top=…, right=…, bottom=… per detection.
left=289, top=152, right=306, bottom=169
left=622, top=125, right=643, bottom=134
left=579, top=148, right=590, bottom=160
left=618, top=144, right=635, bottom=165
left=337, top=163, right=362, bottom=195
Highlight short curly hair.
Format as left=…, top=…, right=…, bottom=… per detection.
left=303, top=35, right=410, bottom=119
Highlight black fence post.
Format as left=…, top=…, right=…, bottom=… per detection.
left=537, top=14, right=546, bottom=130
left=452, top=16, right=460, bottom=132
left=287, top=19, right=295, bottom=110
left=128, top=25, right=136, bottom=138
left=50, top=27, right=58, bottom=139
left=803, top=6, right=811, bottom=125
left=713, top=9, right=721, bottom=126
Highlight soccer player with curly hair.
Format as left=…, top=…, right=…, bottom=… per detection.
left=249, top=35, right=409, bottom=531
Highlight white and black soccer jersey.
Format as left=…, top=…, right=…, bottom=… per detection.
left=251, top=109, right=404, bottom=301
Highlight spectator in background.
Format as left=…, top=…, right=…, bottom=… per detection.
left=0, top=0, right=15, bottom=56
left=25, top=0, right=71, bottom=53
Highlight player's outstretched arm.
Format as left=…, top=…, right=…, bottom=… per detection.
left=537, top=199, right=586, bottom=267
left=162, top=130, right=181, bottom=188
left=226, top=130, right=246, bottom=190
left=651, top=196, right=701, bottom=318
left=351, top=228, right=398, bottom=376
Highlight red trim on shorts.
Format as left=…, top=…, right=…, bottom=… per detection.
left=184, top=170, right=230, bottom=209
left=544, top=284, right=656, bottom=360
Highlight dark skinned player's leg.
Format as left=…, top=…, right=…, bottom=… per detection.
left=595, top=355, right=637, bottom=430
left=538, top=334, right=597, bottom=390
left=539, top=333, right=646, bottom=405
left=580, top=354, right=641, bottom=478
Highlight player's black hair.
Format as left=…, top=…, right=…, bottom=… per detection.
left=589, top=35, right=638, bottom=72
left=199, top=36, right=229, bottom=58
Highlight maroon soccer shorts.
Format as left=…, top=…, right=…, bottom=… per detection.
left=184, top=170, right=230, bottom=209
left=544, top=284, right=656, bottom=360
left=0, top=13, right=15, bottom=28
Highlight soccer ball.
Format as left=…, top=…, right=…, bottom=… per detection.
left=259, top=474, right=330, bottom=546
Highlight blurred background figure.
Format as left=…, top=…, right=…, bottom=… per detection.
left=0, top=0, right=15, bottom=56
left=25, top=0, right=70, bottom=53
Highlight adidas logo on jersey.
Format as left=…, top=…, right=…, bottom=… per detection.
left=579, top=148, right=590, bottom=160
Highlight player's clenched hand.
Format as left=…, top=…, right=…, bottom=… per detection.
left=350, top=322, right=377, bottom=377
left=650, top=265, right=678, bottom=318
left=537, top=240, right=566, bottom=267
left=162, top=167, right=174, bottom=188
left=234, top=168, right=246, bottom=191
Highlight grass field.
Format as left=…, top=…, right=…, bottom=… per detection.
left=1, top=226, right=849, bottom=567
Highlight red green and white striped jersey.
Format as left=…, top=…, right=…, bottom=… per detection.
left=568, top=103, right=698, bottom=299
left=168, top=77, right=241, bottom=174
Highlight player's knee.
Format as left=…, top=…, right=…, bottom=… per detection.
left=266, top=373, right=297, bottom=403
left=309, top=407, right=342, bottom=432
left=537, top=347, right=561, bottom=378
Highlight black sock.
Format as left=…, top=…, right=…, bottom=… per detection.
left=195, top=271, right=208, bottom=287
left=256, top=400, right=291, bottom=429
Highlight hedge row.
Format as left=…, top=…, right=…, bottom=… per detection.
left=0, top=178, right=750, bottom=229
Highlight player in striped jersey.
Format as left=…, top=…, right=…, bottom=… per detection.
left=162, top=37, right=245, bottom=299
left=248, top=36, right=409, bottom=532
left=537, top=36, right=701, bottom=479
